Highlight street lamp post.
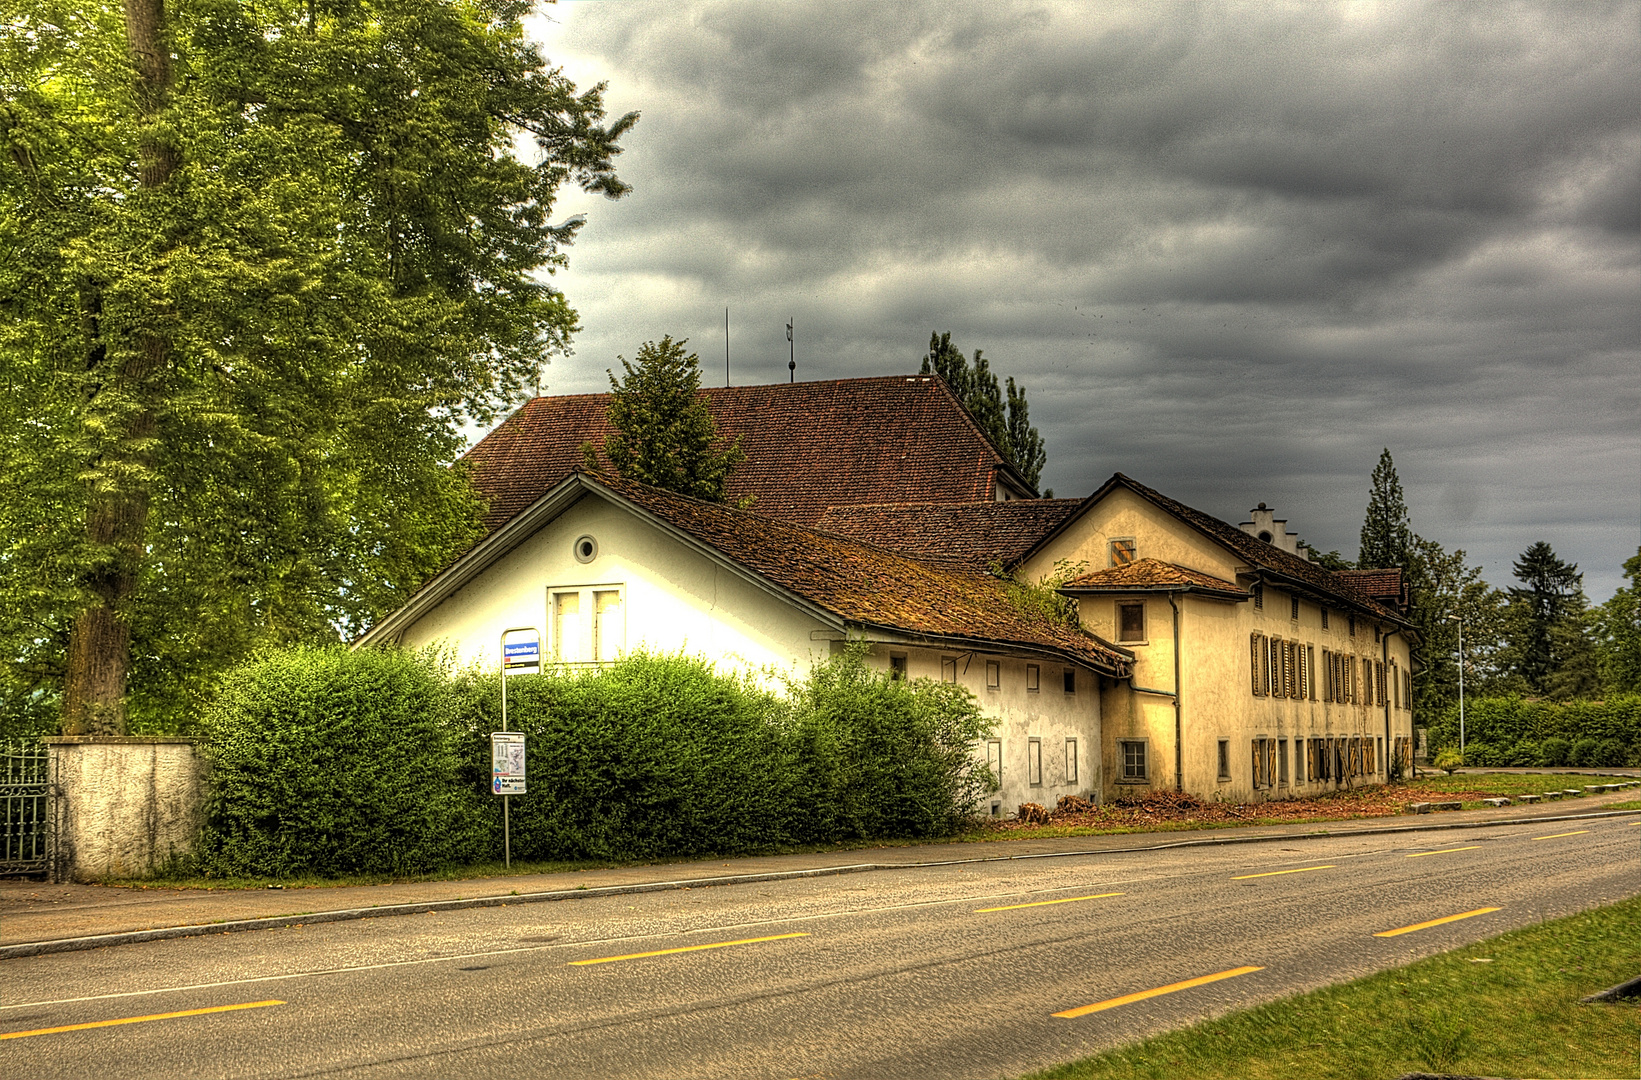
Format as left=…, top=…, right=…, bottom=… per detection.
left=1446, top=614, right=1465, bottom=757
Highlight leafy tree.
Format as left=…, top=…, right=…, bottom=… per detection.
left=1595, top=547, right=1641, bottom=693
left=920, top=331, right=1047, bottom=492
left=1507, top=542, right=1587, bottom=695
left=1299, top=542, right=1354, bottom=571
left=1406, top=535, right=1516, bottom=718
left=1358, top=449, right=1414, bottom=572
left=0, top=0, right=636, bottom=733
left=592, top=336, right=745, bottom=502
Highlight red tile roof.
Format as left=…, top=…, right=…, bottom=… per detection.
left=1334, top=568, right=1409, bottom=610
left=595, top=476, right=1132, bottom=675
left=812, top=499, right=1084, bottom=569
left=1030, top=474, right=1411, bottom=627
left=464, top=375, right=1033, bottom=535
left=1061, top=559, right=1249, bottom=599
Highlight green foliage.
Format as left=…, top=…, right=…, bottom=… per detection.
left=594, top=336, right=745, bottom=502
left=1433, top=746, right=1464, bottom=774
left=1299, top=542, right=1354, bottom=571
left=1426, top=694, right=1641, bottom=768
left=1508, top=541, right=1588, bottom=695
left=920, top=331, right=1047, bottom=492
left=0, top=0, right=635, bottom=730
left=193, top=646, right=482, bottom=878
left=1594, top=547, right=1641, bottom=693
left=995, top=559, right=1087, bottom=629
left=1357, top=449, right=1413, bottom=573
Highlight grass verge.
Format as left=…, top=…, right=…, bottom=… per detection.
left=1023, top=895, right=1641, bottom=1080
left=1407, top=771, right=1635, bottom=797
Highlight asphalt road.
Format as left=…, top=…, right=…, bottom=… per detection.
left=4, top=815, right=1637, bottom=1079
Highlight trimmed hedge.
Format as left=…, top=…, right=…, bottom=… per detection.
left=194, top=646, right=995, bottom=877
left=194, top=646, right=483, bottom=878
left=1427, top=695, right=1641, bottom=769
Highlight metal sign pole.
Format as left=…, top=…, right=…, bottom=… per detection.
left=496, top=626, right=539, bottom=872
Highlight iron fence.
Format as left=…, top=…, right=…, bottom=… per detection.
left=1, top=739, right=50, bottom=875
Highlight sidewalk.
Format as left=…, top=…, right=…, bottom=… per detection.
left=4, top=784, right=1638, bottom=956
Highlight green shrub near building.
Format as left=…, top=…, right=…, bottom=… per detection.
left=193, top=645, right=994, bottom=878
left=1426, top=694, right=1641, bottom=768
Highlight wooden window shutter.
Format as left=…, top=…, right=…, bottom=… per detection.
left=1251, top=634, right=1262, bottom=696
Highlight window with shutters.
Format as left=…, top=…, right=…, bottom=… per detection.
left=1349, top=615, right=1357, bottom=637
left=1109, top=538, right=1137, bottom=565
left=1307, top=645, right=1317, bottom=699
left=1291, top=596, right=1300, bottom=621
left=1321, top=607, right=1329, bottom=630
left=1253, top=583, right=1264, bottom=609
left=1376, top=661, right=1386, bottom=705
left=1250, top=634, right=1265, bottom=696
left=1363, top=659, right=1374, bottom=705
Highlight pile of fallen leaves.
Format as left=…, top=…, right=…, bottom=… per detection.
left=983, top=782, right=1522, bottom=834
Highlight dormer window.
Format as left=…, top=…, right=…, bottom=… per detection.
left=1109, top=538, right=1136, bottom=566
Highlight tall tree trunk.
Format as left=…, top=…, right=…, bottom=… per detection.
left=60, top=0, right=176, bottom=735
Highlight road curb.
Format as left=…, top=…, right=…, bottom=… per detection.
left=5, top=806, right=1638, bottom=960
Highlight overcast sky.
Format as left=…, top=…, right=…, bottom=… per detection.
left=521, top=1, right=1640, bottom=600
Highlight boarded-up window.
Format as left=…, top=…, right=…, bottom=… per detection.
left=593, top=590, right=623, bottom=662
left=986, top=659, right=1001, bottom=690
left=553, top=591, right=584, bottom=662
left=1028, top=738, right=1043, bottom=786
left=986, top=740, right=1003, bottom=789
left=1026, top=663, right=1039, bottom=692
left=1278, top=738, right=1289, bottom=785
left=1109, top=538, right=1136, bottom=565
left=1065, top=739, right=1078, bottom=785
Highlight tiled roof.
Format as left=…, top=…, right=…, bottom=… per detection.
left=595, top=475, right=1132, bottom=675
left=812, top=499, right=1084, bottom=569
left=1334, top=568, right=1409, bottom=610
left=1061, top=559, right=1249, bottom=599
left=1033, top=474, right=1411, bottom=626
left=463, top=375, right=1031, bottom=534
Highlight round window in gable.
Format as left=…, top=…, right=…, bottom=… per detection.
left=573, top=535, right=598, bottom=564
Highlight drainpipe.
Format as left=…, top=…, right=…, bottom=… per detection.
left=1382, top=628, right=1399, bottom=781
left=1168, top=592, right=1183, bottom=793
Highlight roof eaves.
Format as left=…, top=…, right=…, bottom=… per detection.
left=845, top=620, right=1132, bottom=677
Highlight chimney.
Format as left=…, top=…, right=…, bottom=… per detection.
left=1239, top=502, right=1305, bottom=558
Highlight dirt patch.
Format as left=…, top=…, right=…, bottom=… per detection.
left=983, top=784, right=1526, bottom=834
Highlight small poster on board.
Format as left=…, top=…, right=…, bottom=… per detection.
left=491, top=732, right=526, bottom=795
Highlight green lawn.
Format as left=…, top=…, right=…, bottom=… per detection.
left=1023, top=895, right=1641, bottom=1080
left=1405, top=771, right=1636, bottom=797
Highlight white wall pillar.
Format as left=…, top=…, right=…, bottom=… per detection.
left=46, top=736, right=204, bottom=882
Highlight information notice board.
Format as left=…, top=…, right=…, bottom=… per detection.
left=491, top=732, right=526, bottom=795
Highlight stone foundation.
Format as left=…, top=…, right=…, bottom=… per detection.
left=46, top=737, right=205, bottom=882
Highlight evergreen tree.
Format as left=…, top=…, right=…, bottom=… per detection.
left=1508, top=541, right=1586, bottom=695
left=1, top=0, right=636, bottom=733
left=1595, top=547, right=1641, bottom=693
left=920, top=331, right=1048, bottom=493
left=595, top=337, right=745, bottom=502
left=1358, top=449, right=1414, bottom=571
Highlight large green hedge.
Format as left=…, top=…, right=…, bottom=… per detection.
left=194, top=645, right=995, bottom=877
left=1426, top=695, right=1641, bottom=768
left=194, top=646, right=483, bottom=878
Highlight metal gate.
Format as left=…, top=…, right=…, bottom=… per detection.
left=1, top=740, right=50, bottom=875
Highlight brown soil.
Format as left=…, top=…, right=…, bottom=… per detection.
left=986, top=784, right=1520, bottom=833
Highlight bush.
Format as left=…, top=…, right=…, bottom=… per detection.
left=1570, top=737, right=1600, bottom=768
left=1434, top=747, right=1464, bottom=774
left=1539, top=736, right=1572, bottom=767
left=450, top=647, right=996, bottom=863
left=194, top=646, right=482, bottom=878
left=1425, top=695, right=1641, bottom=758
left=1595, top=738, right=1627, bottom=768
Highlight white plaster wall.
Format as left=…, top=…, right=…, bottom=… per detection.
left=47, top=738, right=203, bottom=882
left=399, top=495, right=835, bottom=681
left=859, top=644, right=1103, bottom=817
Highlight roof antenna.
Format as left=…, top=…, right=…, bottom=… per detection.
left=787, top=318, right=795, bottom=382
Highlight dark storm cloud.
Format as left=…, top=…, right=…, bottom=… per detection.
left=531, top=1, right=1641, bottom=598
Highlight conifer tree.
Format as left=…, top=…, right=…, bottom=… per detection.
left=1508, top=542, right=1587, bottom=695
left=1358, top=449, right=1414, bottom=571
left=920, top=331, right=1047, bottom=492
left=595, top=337, right=744, bottom=502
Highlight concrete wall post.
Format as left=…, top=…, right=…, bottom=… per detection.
left=44, top=737, right=205, bottom=883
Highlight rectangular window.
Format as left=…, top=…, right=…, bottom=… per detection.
left=986, top=739, right=1003, bottom=790
left=593, top=589, right=624, bottom=663
left=1278, top=738, right=1289, bottom=786
left=1294, top=739, right=1306, bottom=784
left=1063, top=669, right=1076, bottom=694
left=1065, top=738, right=1078, bottom=785
left=1251, top=634, right=1266, bottom=696
left=1291, top=596, right=1300, bottom=621
left=1217, top=739, right=1231, bottom=781
left=553, top=590, right=584, bottom=662
left=1253, top=583, right=1264, bottom=609
left=941, top=656, right=958, bottom=683
left=1028, top=738, right=1043, bottom=786
left=1119, top=739, right=1148, bottom=782
left=1109, top=538, right=1137, bottom=565
left=1321, top=607, right=1330, bottom=630
left=1299, top=645, right=1310, bottom=701
left=986, top=659, right=1001, bottom=690
left=1349, top=615, right=1356, bottom=637
left=1118, top=602, right=1146, bottom=642
left=1026, top=663, right=1040, bottom=692
left=890, top=653, right=908, bottom=680
left=1376, top=661, right=1386, bottom=706
left=1363, top=659, right=1374, bottom=705
left=1252, top=738, right=1267, bottom=788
